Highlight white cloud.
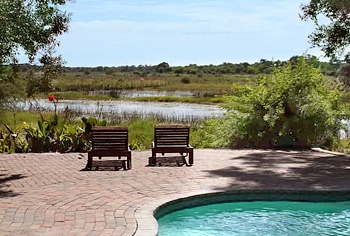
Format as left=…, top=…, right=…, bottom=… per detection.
left=56, top=0, right=323, bottom=66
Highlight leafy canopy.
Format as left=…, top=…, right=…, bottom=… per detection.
left=0, top=0, right=71, bottom=65
left=300, top=0, right=350, bottom=60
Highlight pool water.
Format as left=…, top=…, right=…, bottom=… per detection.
left=157, top=201, right=350, bottom=236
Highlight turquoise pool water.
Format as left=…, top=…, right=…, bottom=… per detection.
left=157, top=201, right=350, bottom=236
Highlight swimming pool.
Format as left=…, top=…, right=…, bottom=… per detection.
left=155, top=191, right=350, bottom=236
left=158, top=200, right=350, bottom=236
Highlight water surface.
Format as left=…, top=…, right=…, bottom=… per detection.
left=158, top=201, right=350, bottom=236
left=20, top=99, right=223, bottom=122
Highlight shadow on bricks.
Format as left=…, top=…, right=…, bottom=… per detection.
left=204, top=150, right=350, bottom=191
left=0, top=174, right=26, bottom=198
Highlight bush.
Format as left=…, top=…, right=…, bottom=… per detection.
left=201, top=58, right=348, bottom=148
left=180, top=77, right=191, bottom=84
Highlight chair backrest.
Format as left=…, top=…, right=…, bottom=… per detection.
left=154, top=125, right=190, bottom=147
left=91, top=126, right=128, bottom=151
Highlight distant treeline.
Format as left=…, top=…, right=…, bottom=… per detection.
left=17, top=55, right=340, bottom=76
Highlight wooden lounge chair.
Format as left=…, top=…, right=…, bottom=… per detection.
left=85, top=126, right=131, bottom=170
left=150, top=125, right=193, bottom=166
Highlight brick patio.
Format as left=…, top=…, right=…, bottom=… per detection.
left=0, top=149, right=350, bottom=235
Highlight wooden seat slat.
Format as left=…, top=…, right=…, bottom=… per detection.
left=93, top=140, right=127, bottom=145
left=157, top=137, right=188, bottom=141
left=155, top=131, right=189, bottom=135
left=156, top=140, right=188, bottom=143
left=93, top=135, right=128, bottom=139
left=94, top=146, right=127, bottom=149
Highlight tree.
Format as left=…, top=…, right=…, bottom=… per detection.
left=0, top=0, right=71, bottom=105
left=156, top=62, right=171, bottom=73
left=0, top=0, right=71, bottom=65
left=300, top=0, right=350, bottom=60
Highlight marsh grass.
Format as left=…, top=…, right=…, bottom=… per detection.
left=99, top=110, right=211, bottom=124
left=124, top=96, right=224, bottom=104
left=53, top=73, right=256, bottom=94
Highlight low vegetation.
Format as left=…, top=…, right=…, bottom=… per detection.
left=0, top=112, right=205, bottom=153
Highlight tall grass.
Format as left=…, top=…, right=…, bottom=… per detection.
left=0, top=111, right=52, bottom=129
left=124, top=96, right=224, bottom=104
left=53, top=72, right=256, bottom=94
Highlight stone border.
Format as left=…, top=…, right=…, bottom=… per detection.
left=134, top=189, right=350, bottom=236
left=311, top=147, right=350, bottom=156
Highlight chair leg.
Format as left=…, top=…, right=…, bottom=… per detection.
left=127, top=153, right=131, bottom=169
left=188, top=149, right=194, bottom=165
left=150, top=149, right=157, bottom=166
left=85, top=153, right=93, bottom=170
left=122, top=160, right=127, bottom=170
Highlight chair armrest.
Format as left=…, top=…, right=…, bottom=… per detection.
left=152, top=141, right=155, bottom=148
left=127, top=146, right=131, bottom=151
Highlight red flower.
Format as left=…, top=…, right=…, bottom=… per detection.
left=48, top=95, right=55, bottom=101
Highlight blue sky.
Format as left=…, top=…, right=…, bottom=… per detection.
left=50, top=0, right=323, bottom=66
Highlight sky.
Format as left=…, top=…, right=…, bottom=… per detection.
left=29, top=0, right=327, bottom=67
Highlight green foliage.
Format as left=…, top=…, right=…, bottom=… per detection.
left=82, top=117, right=107, bottom=134
left=156, top=62, right=171, bottom=73
left=0, top=115, right=108, bottom=153
left=127, top=120, right=154, bottom=150
left=0, top=131, right=11, bottom=153
left=300, top=1, right=350, bottom=60
left=0, top=0, right=71, bottom=64
left=202, top=58, right=348, bottom=148
left=180, top=77, right=191, bottom=84
left=1, top=123, right=29, bottom=153
left=57, top=124, right=85, bottom=152
left=24, top=114, right=59, bottom=152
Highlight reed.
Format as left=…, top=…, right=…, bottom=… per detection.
left=53, top=73, right=255, bottom=95
left=124, top=96, right=224, bottom=104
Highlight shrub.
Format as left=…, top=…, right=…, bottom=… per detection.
left=180, top=77, right=191, bottom=84
left=202, top=58, right=348, bottom=148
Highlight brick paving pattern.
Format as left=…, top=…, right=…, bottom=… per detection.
left=0, top=149, right=350, bottom=235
